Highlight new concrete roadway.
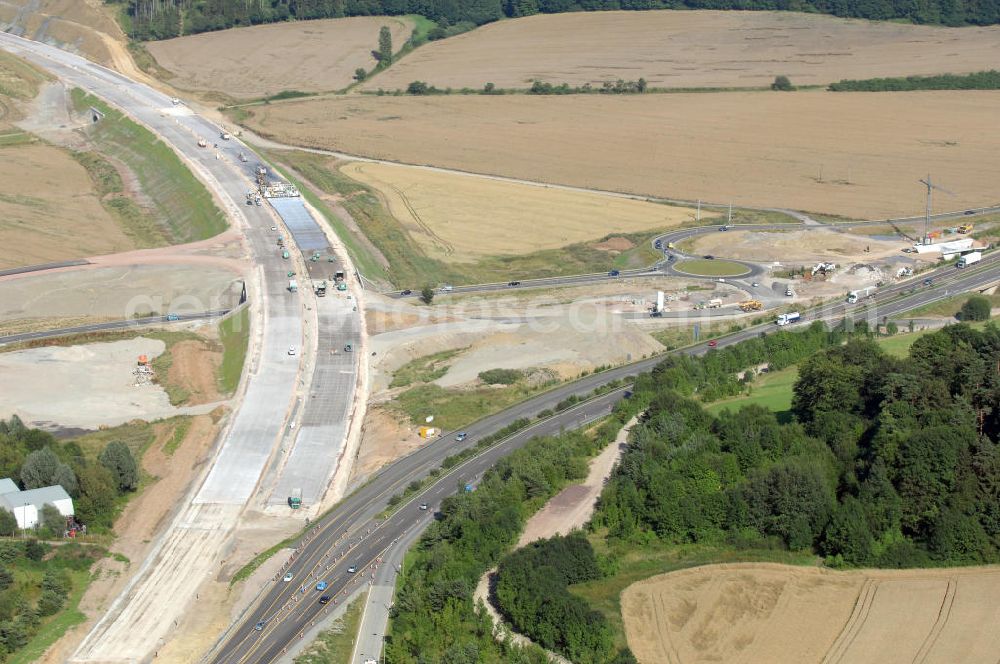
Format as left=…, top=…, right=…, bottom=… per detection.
left=0, top=32, right=358, bottom=663
left=209, top=252, right=1000, bottom=663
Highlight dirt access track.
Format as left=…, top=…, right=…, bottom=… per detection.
left=243, top=90, right=1000, bottom=219
left=147, top=17, right=414, bottom=100
left=341, top=161, right=699, bottom=260
left=622, top=562, right=1000, bottom=664
left=365, top=10, right=1000, bottom=91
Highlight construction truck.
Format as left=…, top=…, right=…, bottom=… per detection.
left=957, top=251, right=982, bottom=268
left=315, top=280, right=327, bottom=297
left=197, top=137, right=207, bottom=148
left=288, top=488, right=302, bottom=509
left=288, top=279, right=298, bottom=292
left=334, top=270, right=345, bottom=282
left=220, top=130, right=231, bottom=140
left=739, top=300, right=763, bottom=312
left=846, top=286, right=876, bottom=303
left=707, top=298, right=723, bottom=309
left=958, top=224, right=974, bottom=234
left=238, top=152, right=248, bottom=163
left=776, top=312, right=801, bottom=326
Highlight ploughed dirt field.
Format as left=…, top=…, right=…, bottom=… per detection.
left=146, top=17, right=413, bottom=99
left=365, top=10, right=1000, bottom=91
left=0, top=143, right=136, bottom=268
left=243, top=90, right=1000, bottom=219
left=621, top=563, right=1000, bottom=664
left=340, top=161, right=699, bottom=260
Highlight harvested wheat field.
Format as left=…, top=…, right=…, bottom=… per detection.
left=0, top=143, right=135, bottom=268
left=621, top=563, right=1000, bottom=664
left=365, top=10, right=1000, bottom=91
left=685, top=228, right=906, bottom=263
left=341, top=161, right=701, bottom=259
left=245, top=90, right=1000, bottom=219
left=147, top=17, right=413, bottom=99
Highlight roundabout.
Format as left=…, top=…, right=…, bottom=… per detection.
left=671, top=258, right=754, bottom=278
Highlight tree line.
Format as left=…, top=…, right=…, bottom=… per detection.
left=829, top=70, right=1000, bottom=91
left=111, top=0, right=1000, bottom=41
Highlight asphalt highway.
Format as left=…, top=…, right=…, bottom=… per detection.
left=386, top=207, right=1000, bottom=299
left=0, top=309, right=231, bottom=346
left=210, top=252, right=1000, bottom=663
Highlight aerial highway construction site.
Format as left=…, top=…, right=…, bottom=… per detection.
left=1, top=3, right=999, bottom=664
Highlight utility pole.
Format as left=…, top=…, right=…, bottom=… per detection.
left=727, top=202, right=732, bottom=226
left=696, top=199, right=701, bottom=222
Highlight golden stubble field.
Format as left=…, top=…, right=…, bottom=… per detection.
left=621, top=563, right=1000, bottom=664
left=340, top=161, right=702, bottom=260
left=244, top=90, right=1000, bottom=219
left=147, top=17, right=414, bottom=99
left=364, top=10, right=1000, bottom=91
left=0, top=143, right=135, bottom=268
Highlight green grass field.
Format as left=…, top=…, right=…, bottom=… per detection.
left=705, top=365, right=799, bottom=417
left=71, top=89, right=226, bottom=244
left=218, top=307, right=250, bottom=395
left=673, top=259, right=750, bottom=277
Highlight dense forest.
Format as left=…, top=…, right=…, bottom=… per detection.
left=113, top=0, right=1000, bottom=41
left=387, top=321, right=1000, bottom=663
left=598, top=324, right=1000, bottom=565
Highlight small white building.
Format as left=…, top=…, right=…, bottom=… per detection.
left=0, top=478, right=74, bottom=530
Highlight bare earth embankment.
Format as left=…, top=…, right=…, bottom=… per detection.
left=146, top=17, right=413, bottom=99
left=365, top=10, right=1000, bottom=91
left=622, top=563, right=1000, bottom=664
left=243, top=90, right=1000, bottom=219
left=0, top=0, right=126, bottom=66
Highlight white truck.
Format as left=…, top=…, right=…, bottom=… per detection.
left=288, top=279, right=298, bottom=292
left=846, top=286, right=876, bottom=304
left=957, top=251, right=982, bottom=268
left=776, top=312, right=801, bottom=326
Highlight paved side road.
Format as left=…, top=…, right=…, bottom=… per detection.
left=0, top=309, right=231, bottom=346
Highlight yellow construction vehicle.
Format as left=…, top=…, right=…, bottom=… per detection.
left=739, top=300, right=764, bottom=312
left=958, top=223, right=974, bottom=234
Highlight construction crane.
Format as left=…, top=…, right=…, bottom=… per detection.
left=919, top=175, right=955, bottom=244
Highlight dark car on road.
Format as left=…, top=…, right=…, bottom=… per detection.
left=319, top=596, right=331, bottom=604
left=704, top=255, right=715, bottom=260
left=401, top=289, right=412, bottom=296
left=507, top=281, right=521, bottom=287
left=608, top=270, right=621, bottom=277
